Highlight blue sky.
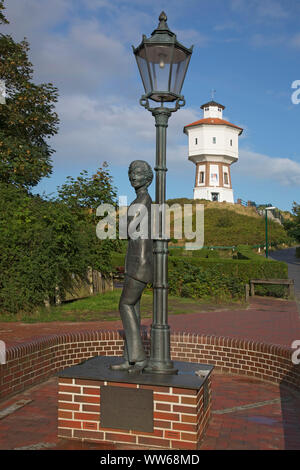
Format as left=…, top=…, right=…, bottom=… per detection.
left=2, top=0, right=300, bottom=211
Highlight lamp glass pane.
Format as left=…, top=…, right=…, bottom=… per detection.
left=145, top=44, right=173, bottom=94
left=170, top=52, right=190, bottom=95
left=136, top=53, right=151, bottom=94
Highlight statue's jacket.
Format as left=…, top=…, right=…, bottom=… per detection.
left=125, top=191, right=153, bottom=284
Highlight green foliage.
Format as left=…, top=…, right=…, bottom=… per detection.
left=0, top=183, right=90, bottom=313
left=0, top=164, right=120, bottom=313
left=166, top=198, right=291, bottom=246
left=169, top=247, right=221, bottom=258
left=283, top=202, right=300, bottom=242
left=191, top=249, right=210, bottom=258
left=56, top=164, right=117, bottom=219
left=0, top=1, right=8, bottom=24
left=110, top=249, right=288, bottom=301
left=168, top=256, right=288, bottom=301
left=206, top=249, right=220, bottom=259
left=111, top=253, right=126, bottom=271
left=236, top=245, right=264, bottom=261
left=56, top=165, right=122, bottom=273
left=0, top=5, right=59, bottom=188
left=168, top=258, right=245, bottom=301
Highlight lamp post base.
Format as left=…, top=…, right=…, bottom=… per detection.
left=144, top=324, right=178, bottom=375
left=144, top=361, right=178, bottom=375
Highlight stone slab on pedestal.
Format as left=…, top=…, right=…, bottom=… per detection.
left=57, top=356, right=213, bottom=450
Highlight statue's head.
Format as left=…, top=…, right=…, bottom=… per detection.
left=128, top=160, right=153, bottom=190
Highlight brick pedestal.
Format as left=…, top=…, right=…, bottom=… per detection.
left=58, top=356, right=213, bottom=450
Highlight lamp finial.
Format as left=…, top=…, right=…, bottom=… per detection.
left=158, top=11, right=168, bottom=29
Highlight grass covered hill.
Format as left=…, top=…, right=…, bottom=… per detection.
left=165, top=198, right=291, bottom=247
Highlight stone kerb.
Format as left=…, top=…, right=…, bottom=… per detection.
left=0, top=329, right=299, bottom=402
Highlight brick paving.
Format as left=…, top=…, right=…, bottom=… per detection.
left=0, top=372, right=299, bottom=450
left=0, top=296, right=300, bottom=450
left=0, top=297, right=300, bottom=348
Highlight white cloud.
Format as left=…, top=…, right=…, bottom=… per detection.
left=256, top=0, right=289, bottom=19
left=4, top=0, right=72, bottom=37
left=3, top=3, right=137, bottom=97
left=34, top=19, right=132, bottom=93
left=213, top=21, right=241, bottom=32
left=250, top=33, right=287, bottom=47
left=52, top=94, right=199, bottom=170
left=231, top=0, right=289, bottom=19
left=236, top=149, right=300, bottom=186
left=290, top=33, right=300, bottom=48
left=175, top=29, right=208, bottom=48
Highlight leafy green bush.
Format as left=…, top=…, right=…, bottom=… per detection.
left=169, top=247, right=220, bottom=258
left=111, top=249, right=287, bottom=301
left=168, top=258, right=245, bottom=301
left=235, top=245, right=289, bottom=297
left=206, top=249, right=220, bottom=259
left=111, top=252, right=126, bottom=270
left=236, top=245, right=264, bottom=261
left=0, top=182, right=116, bottom=314
left=168, top=256, right=287, bottom=300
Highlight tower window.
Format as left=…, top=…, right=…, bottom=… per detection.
left=199, top=171, right=205, bottom=184
left=230, top=139, right=233, bottom=146
left=195, top=138, right=198, bottom=145
left=205, top=107, right=209, bottom=111
left=224, top=172, right=229, bottom=185
left=212, top=137, right=216, bottom=144
left=218, top=108, right=222, bottom=112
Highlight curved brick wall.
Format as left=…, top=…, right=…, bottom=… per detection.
left=0, top=329, right=299, bottom=402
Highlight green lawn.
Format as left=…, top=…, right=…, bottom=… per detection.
left=0, top=289, right=246, bottom=323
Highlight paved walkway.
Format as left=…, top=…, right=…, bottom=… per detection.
left=1, top=297, right=299, bottom=348
left=270, top=247, right=300, bottom=302
left=0, top=294, right=300, bottom=450
left=0, top=372, right=299, bottom=450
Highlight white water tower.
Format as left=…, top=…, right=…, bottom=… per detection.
left=184, top=100, right=243, bottom=202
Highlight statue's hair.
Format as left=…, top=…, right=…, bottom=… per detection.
left=129, top=160, right=153, bottom=188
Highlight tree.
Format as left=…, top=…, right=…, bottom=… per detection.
left=0, top=1, right=8, bottom=25
left=0, top=182, right=94, bottom=313
left=0, top=164, right=121, bottom=314
left=0, top=1, right=59, bottom=188
left=283, top=202, right=300, bottom=242
left=56, top=163, right=117, bottom=220
left=56, top=164, right=122, bottom=274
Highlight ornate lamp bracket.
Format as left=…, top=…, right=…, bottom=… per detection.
left=139, top=95, right=186, bottom=115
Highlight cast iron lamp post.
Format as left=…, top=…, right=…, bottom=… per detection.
left=265, top=206, right=276, bottom=258
left=132, top=12, right=193, bottom=374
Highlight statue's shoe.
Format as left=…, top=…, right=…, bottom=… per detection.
left=128, top=359, right=148, bottom=373
left=110, top=361, right=131, bottom=371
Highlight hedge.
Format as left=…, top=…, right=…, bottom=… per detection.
left=111, top=250, right=288, bottom=301
left=234, top=245, right=289, bottom=297
left=168, top=256, right=288, bottom=300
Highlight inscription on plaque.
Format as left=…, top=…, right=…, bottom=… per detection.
left=100, top=386, right=153, bottom=432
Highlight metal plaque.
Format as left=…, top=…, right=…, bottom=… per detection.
left=100, top=386, right=153, bottom=432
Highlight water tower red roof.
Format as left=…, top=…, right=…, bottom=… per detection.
left=184, top=117, right=243, bottom=135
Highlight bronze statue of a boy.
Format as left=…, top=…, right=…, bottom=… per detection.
left=111, top=160, right=153, bottom=373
